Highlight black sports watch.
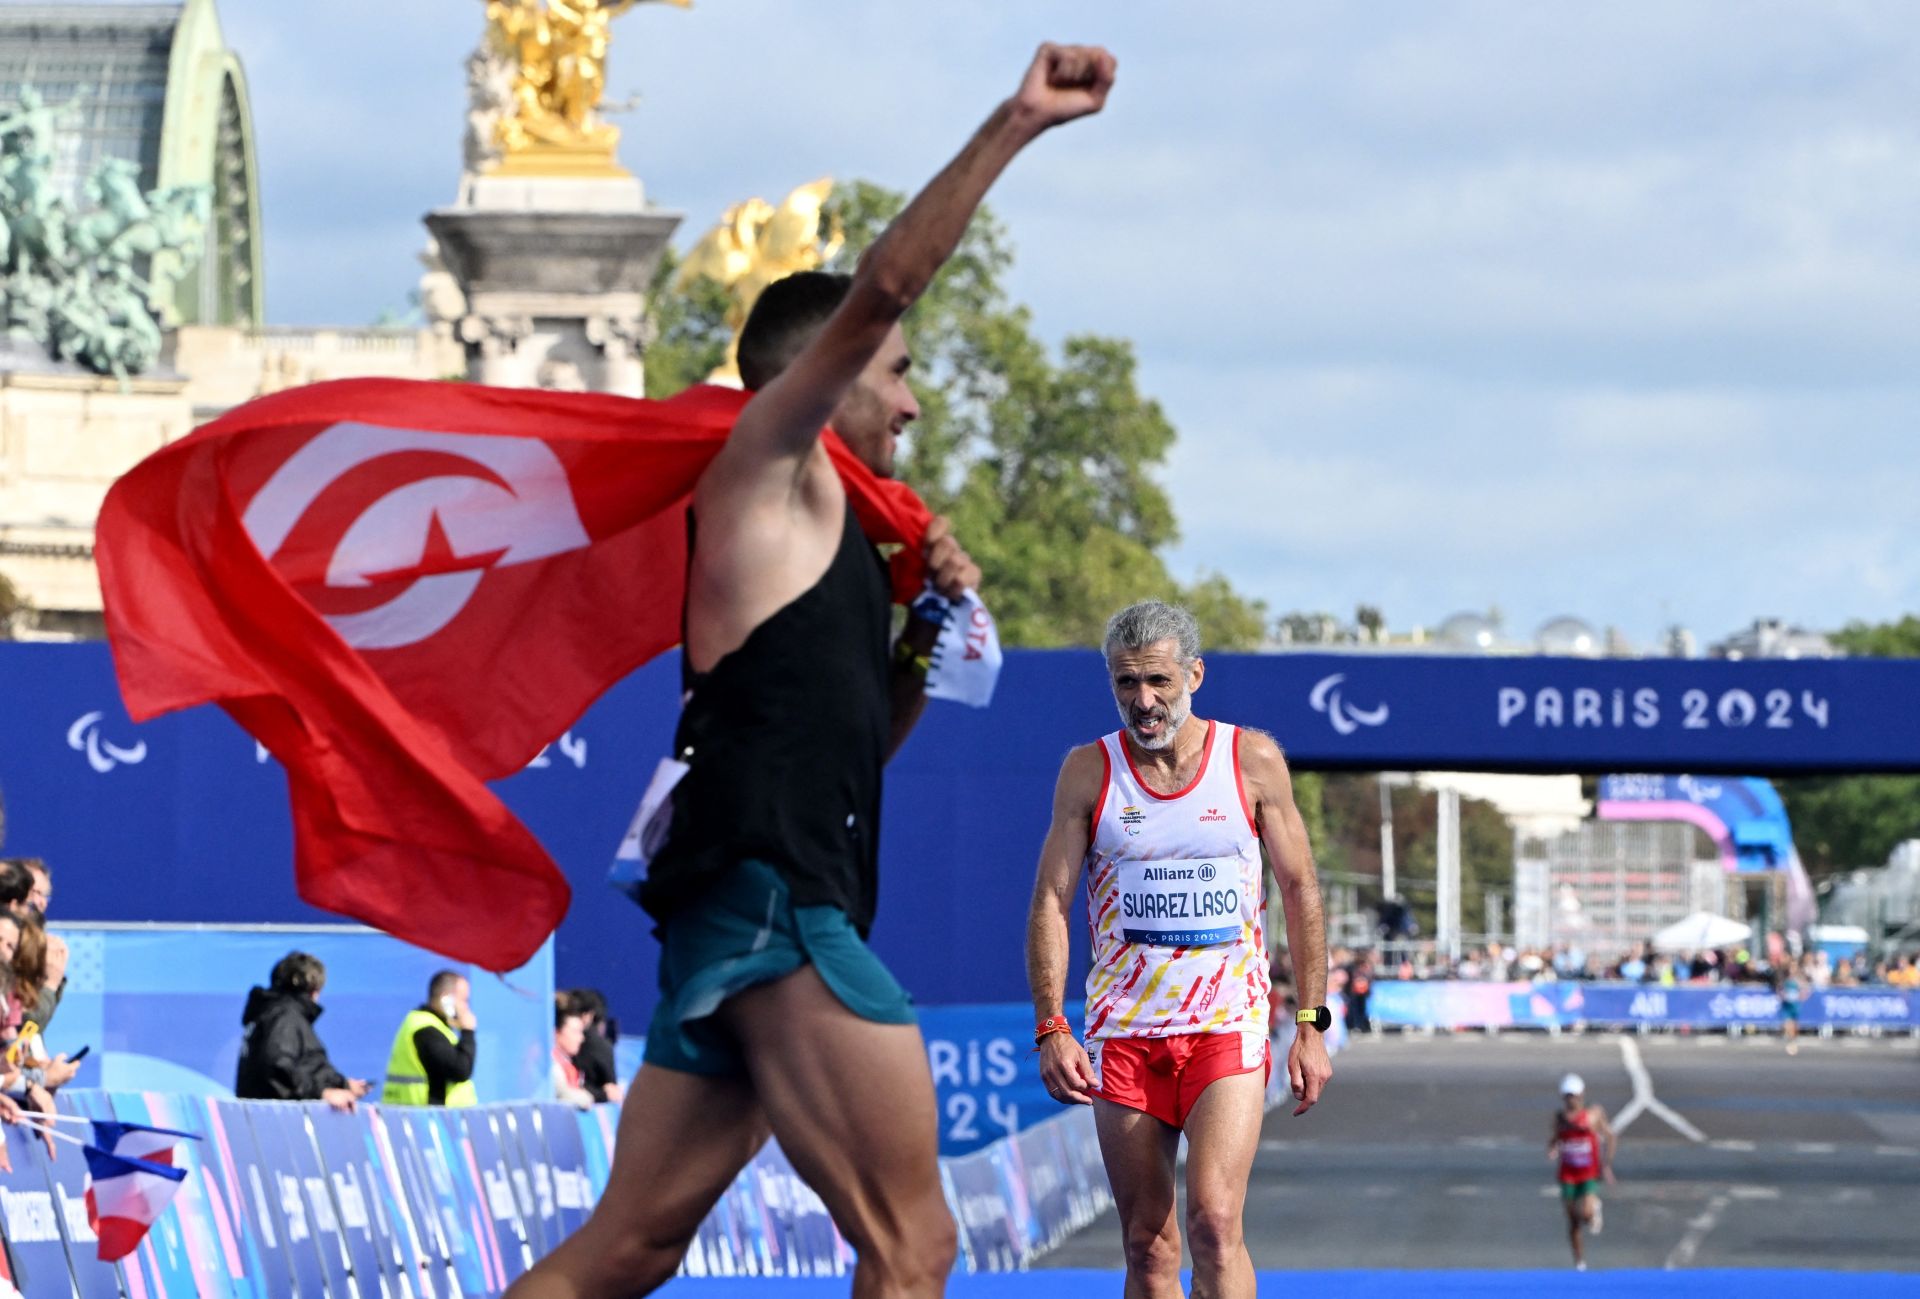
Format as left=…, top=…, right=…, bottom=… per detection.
left=1295, top=1005, right=1332, bottom=1032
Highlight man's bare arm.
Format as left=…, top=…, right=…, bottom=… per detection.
left=1028, top=744, right=1104, bottom=1104
left=884, top=518, right=980, bottom=759
left=1593, top=1105, right=1618, bottom=1170
left=1243, top=728, right=1332, bottom=1114
left=708, top=44, right=1116, bottom=500
left=1027, top=745, right=1102, bottom=1018
left=885, top=661, right=931, bottom=761
left=1247, top=733, right=1327, bottom=1010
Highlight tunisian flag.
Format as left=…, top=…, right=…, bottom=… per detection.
left=96, top=379, right=931, bottom=971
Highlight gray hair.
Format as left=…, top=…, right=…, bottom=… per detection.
left=1102, top=601, right=1202, bottom=667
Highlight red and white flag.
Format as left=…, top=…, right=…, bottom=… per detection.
left=96, top=379, right=932, bottom=971
left=83, top=1144, right=188, bottom=1263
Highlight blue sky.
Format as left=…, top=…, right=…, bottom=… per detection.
left=204, top=0, right=1918, bottom=648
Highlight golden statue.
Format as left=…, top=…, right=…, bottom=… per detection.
left=675, top=178, right=844, bottom=383
left=482, top=0, right=689, bottom=176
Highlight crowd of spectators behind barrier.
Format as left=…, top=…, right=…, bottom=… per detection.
left=227, top=953, right=630, bottom=1109
left=1270, top=935, right=1920, bottom=1034
left=1310, top=941, right=1920, bottom=990
left=0, top=856, right=80, bottom=1149
left=552, top=987, right=621, bottom=1109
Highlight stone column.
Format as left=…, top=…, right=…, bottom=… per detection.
left=425, top=174, right=680, bottom=398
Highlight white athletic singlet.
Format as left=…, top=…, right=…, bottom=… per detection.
left=1083, top=720, right=1270, bottom=1042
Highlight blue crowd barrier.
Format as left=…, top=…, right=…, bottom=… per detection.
left=1364, top=978, right=1920, bottom=1030
left=202, top=1100, right=298, bottom=1299
left=0, top=1017, right=1339, bottom=1294
left=920, top=1000, right=1347, bottom=1157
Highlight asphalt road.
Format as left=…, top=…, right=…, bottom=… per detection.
left=1037, top=1031, right=1920, bottom=1272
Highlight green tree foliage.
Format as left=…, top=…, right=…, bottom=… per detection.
left=643, top=247, right=732, bottom=400
left=643, top=181, right=1267, bottom=648
left=1316, top=775, right=1513, bottom=939
left=0, top=570, right=27, bottom=638
left=1831, top=615, right=1920, bottom=658
left=1780, top=613, right=1920, bottom=873
left=1781, top=776, right=1920, bottom=873
left=1289, top=769, right=1327, bottom=861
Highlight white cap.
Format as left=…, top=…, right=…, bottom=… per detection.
left=1560, top=1073, right=1585, bottom=1096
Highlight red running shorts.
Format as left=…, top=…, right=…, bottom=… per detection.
left=1091, top=1031, right=1271, bottom=1129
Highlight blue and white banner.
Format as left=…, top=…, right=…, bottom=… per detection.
left=1597, top=773, right=1795, bottom=872
left=920, top=1004, right=1078, bottom=1157
left=1367, top=979, right=1918, bottom=1030
left=1578, top=985, right=1917, bottom=1028
left=1211, top=653, right=1920, bottom=774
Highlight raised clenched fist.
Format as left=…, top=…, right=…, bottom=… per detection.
left=1011, top=43, right=1117, bottom=131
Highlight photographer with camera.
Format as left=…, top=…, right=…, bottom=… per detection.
left=380, top=969, right=478, bottom=1107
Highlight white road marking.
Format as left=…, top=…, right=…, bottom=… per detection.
left=1664, top=1191, right=1732, bottom=1269
left=1615, top=1038, right=1707, bottom=1143
left=1874, top=1145, right=1919, bottom=1157
left=1708, top=1139, right=1756, bottom=1152
left=1791, top=1141, right=1838, bottom=1155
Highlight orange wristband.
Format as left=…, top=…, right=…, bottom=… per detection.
left=1034, top=1016, right=1073, bottom=1045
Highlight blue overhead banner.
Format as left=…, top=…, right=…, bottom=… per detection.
left=1364, top=979, right=1918, bottom=1030
left=1200, top=652, right=1920, bottom=775
left=5, top=643, right=1920, bottom=1031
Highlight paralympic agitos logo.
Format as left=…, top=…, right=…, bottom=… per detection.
left=241, top=424, right=591, bottom=650
left=1308, top=672, right=1391, bottom=735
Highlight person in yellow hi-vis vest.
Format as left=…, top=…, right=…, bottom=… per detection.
left=382, top=970, right=478, bottom=1106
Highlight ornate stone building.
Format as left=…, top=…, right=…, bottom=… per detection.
left=0, top=0, right=264, bottom=326
left=0, top=0, right=671, bottom=638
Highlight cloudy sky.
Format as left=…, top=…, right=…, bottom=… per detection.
left=200, top=0, right=1917, bottom=648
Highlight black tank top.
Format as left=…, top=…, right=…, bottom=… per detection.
left=639, top=501, right=892, bottom=934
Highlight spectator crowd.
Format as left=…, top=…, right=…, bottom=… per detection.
left=229, top=950, right=631, bottom=1111
left=1315, top=940, right=1920, bottom=990
left=0, top=856, right=80, bottom=1131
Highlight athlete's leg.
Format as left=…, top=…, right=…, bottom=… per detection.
left=1093, top=1097, right=1183, bottom=1299
left=722, top=966, right=956, bottom=1298
left=1180, top=1068, right=1265, bottom=1299
left=506, top=1063, right=768, bottom=1297
left=1564, top=1196, right=1585, bottom=1266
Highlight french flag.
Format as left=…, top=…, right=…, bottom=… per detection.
left=88, top=1119, right=199, bottom=1167
left=83, top=1145, right=188, bottom=1262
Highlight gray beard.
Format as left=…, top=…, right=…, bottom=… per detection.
left=1119, top=700, right=1190, bottom=752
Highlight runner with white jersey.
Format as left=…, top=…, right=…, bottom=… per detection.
left=1026, top=600, right=1333, bottom=1299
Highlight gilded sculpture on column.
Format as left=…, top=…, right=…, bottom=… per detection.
left=674, top=177, right=843, bottom=383
left=480, top=0, right=690, bottom=176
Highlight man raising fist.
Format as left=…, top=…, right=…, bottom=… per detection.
left=509, top=42, right=1115, bottom=1299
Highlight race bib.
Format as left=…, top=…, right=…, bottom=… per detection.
left=1116, top=858, right=1243, bottom=946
